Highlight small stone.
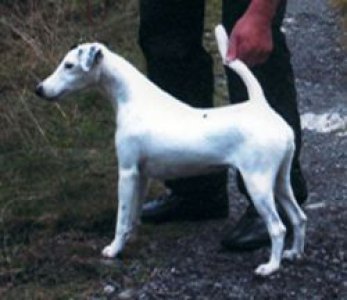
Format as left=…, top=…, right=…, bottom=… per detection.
left=104, top=284, right=116, bottom=295
left=118, top=288, right=136, bottom=300
left=284, top=17, right=295, bottom=24
left=214, top=282, right=223, bottom=289
left=332, top=258, right=340, bottom=264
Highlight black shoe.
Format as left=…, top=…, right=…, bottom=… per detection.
left=221, top=206, right=293, bottom=252
left=141, top=191, right=229, bottom=224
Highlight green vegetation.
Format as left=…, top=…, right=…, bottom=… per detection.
left=331, top=0, right=347, bottom=46
left=332, top=0, right=347, bottom=14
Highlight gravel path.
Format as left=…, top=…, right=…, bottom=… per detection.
left=286, top=0, right=347, bottom=206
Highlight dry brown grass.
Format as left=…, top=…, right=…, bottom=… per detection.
left=332, top=0, right=347, bottom=10
left=331, top=0, right=347, bottom=47
left=0, top=0, right=140, bottom=152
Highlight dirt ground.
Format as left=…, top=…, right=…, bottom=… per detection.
left=1, top=0, right=346, bottom=299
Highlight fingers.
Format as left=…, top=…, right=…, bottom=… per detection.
left=227, top=35, right=272, bottom=67
left=225, top=14, right=274, bottom=67
left=226, top=34, right=237, bottom=64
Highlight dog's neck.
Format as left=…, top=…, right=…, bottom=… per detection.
left=99, top=49, right=157, bottom=109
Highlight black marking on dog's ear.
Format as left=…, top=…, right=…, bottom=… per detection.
left=81, top=45, right=103, bottom=72
left=87, top=46, right=97, bottom=66
left=86, top=46, right=100, bottom=66
left=203, top=113, right=208, bottom=119
left=95, top=48, right=103, bottom=63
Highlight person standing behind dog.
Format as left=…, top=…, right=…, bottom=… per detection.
left=138, top=0, right=308, bottom=251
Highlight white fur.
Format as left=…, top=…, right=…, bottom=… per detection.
left=36, top=25, right=307, bottom=276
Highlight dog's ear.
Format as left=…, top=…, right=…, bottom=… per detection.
left=214, top=25, right=229, bottom=64
left=80, top=44, right=103, bottom=72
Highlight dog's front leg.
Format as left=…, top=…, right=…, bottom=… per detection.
left=102, top=166, right=140, bottom=258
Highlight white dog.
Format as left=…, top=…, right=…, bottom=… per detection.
left=35, top=25, right=307, bottom=276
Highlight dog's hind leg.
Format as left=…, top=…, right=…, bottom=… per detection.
left=275, top=148, right=307, bottom=261
left=241, top=169, right=286, bottom=276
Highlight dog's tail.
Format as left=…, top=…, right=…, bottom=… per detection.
left=214, top=24, right=267, bottom=104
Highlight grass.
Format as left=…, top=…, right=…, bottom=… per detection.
left=331, top=0, right=347, bottom=46
left=331, top=0, right=347, bottom=13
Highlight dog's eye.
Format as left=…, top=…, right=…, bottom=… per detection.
left=64, top=62, right=74, bottom=69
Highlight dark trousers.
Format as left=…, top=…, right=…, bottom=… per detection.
left=139, top=0, right=307, bottom=205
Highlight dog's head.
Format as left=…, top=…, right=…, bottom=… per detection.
left=35, top=43, right=104, bottom=101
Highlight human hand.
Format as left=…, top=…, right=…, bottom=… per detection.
left=227, top=11, right=273, bottom=67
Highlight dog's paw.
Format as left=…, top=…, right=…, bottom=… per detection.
left=282, top=249, right=302, bottom=261
left=254, top=263, right=279, bottom=277
left=101, top=242, right=119, bottom=258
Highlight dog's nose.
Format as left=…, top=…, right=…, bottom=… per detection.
left=35, top=84, right=44, bottom=97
